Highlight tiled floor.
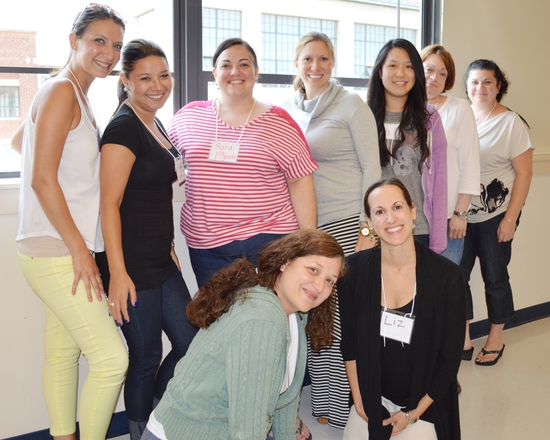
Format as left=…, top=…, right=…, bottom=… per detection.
left=113, top=317, right=549, bottom=440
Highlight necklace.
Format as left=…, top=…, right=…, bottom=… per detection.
left=215, top=98, right=256, bottom=143
left=476, top=101, right=497, bottom=124
left=66, top=67, right=95, bottom=125
left=124, top=100, right=179, bottom=161
left=434, top=95, right=440, bottom=110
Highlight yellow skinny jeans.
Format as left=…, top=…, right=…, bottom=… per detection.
left=18, top=252, right=129, bottom=439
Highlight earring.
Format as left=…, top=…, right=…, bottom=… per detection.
left=413, top=218, right=416, bottom=229
left=280, top=265, right=285, bottom=271
left=123, top=87, right=128, bottom=92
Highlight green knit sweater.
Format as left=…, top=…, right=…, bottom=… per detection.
left=154, top=285, right=307, bottom=439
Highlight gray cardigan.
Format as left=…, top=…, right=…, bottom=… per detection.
left=154, top=286, right=307, bottom=440
left=285, top=79, right=381, bottom=226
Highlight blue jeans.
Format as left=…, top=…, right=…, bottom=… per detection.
left=121, top=270, right=198, bottom=422
left=459, top=212, right=520, bottom=323
left=441, top=219, right=465, bottom=265
left=188, top=233, right=284, bottom=287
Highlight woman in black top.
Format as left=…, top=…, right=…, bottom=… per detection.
left=339, top=178, right=465, bottom=440
left=99, top=39, right=197, bottom=439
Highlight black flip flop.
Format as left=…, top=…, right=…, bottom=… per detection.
left=475, top=344, right=505, bottom=366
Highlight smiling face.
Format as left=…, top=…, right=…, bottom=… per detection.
left=467, top=69, right=501, bottom=107
left=367, top=184, right=416, bottom=248
left=274, top=255, right=342, bottom=316
left=295, top=40, right=334, bottom=99
left=122, top=55, right=172, bottom=114
left=380, top=47, right=416, bottom=106
left=212, top=44, right=258, bottom=100
left=423, top=53, right=448, bottom=101
left=70, top=19, right=124, bottom=79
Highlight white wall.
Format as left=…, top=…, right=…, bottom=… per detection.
left=2, top=0, right=550, bottom=437
left=440, top=0, right=550, bottom=319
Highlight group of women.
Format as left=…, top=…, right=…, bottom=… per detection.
left=12, top=2, right=533, bottom=440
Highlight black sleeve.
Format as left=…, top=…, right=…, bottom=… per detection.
left=101, top=113, right=144, bottom=157
left=427, top=266, right=467, bottom=402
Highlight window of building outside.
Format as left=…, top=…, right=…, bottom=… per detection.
left=0, top=0, right=174, bottom=176
left=1, top=0, right=426, bottom=177
left=355, top=24, right=417, bottom=78
left=0, top=84, right=21, bottom=118
left=202, top=8, right=242, bottom=70
left=202, top=0, right=422, bottom=105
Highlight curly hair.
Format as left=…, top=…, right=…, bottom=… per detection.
left=187, top=230, right=346, bottom=351
left=367, top=39, right=430, bottom=172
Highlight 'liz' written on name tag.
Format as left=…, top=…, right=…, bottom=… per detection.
left=209, top=140, right=240, bottom=162
left=380, top=309, right=415, bottom=344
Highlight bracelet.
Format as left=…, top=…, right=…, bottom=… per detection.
left=405, top=411, right=417, bottom=425
left=504, top=217, right=514, bottom=224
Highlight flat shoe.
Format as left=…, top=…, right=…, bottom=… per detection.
left=462, top=347, right=474, bottom=361
left=475, top=344, right=505, bottom=366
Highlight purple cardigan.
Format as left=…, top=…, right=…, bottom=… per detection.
left=422, top=106, right=448, bottom=254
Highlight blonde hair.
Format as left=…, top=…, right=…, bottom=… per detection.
left=293, top=32, right=335, bottom=93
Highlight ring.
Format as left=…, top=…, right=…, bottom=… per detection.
left=109, top=302, right=115, bottom=306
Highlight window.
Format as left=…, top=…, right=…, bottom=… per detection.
left=0, top=84, right=20, bottom=118
left=354, top=24, right=417, bottom=78
left=202, top=8, right=242, bottom=70
left=0, top=0, right=440, bottom=177
left=261, top=14, right=337, bottom=75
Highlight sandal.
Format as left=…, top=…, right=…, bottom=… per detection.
left=475, top=344, right=505, bottom=366
left=296, top=417, right=312, bottom=440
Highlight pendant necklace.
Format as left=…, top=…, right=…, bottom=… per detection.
left=476, top=101, right=497, bottom=125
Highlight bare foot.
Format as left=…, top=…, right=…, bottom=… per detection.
left=296, top=416, right=311, bottom=440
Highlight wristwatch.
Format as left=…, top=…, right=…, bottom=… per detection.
left=453, top=210, right=468, bottom=220
left=360, top=225, right=376, bottom=238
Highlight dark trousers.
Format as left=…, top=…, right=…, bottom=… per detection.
left=188, top=233, right=284, bottom=288
left=122, top=270, right=198, bottom=422
left=459, top=212, right=520, bottom=323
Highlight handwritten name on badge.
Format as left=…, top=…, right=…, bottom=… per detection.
left=209, top=141, right=240, bottom=162
left=380, top=310, right=415, bottom=344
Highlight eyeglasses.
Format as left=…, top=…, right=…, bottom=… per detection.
left=73, top=3, right=123, bottom=29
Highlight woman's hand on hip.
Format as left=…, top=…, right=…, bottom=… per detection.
left=107, top=272, right=137, bottom=326
left=71, top=248, right=104, bottom=302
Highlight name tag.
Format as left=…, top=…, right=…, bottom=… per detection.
left=174, top=155, right=187, bottom=184
left=380, top=309, right=415, bottom=344
left=209, top=140, right=240, bottom=162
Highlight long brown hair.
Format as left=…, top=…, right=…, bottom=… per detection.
left=187, top=230, right=346, bottom=351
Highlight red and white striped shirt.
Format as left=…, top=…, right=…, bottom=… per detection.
left=168, top=100, right=317, bottom=249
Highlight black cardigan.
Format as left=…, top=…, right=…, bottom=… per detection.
left=339, top=244, right=466, bottom=440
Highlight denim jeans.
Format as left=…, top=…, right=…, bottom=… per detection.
left=459, top=211, right=520, bottom=323
left=188, top=233, right=284, bottom=287
left=441, top=219, right=465, bottom=265
left=121, top=270, right=198, bottom=423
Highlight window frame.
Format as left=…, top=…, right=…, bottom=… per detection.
left=0, top=0, right=441, bottom=178
left=173, top=0, right=441, bottom=111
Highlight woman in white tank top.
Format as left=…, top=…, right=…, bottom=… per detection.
left=11, top=5, right=128, bottom=440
